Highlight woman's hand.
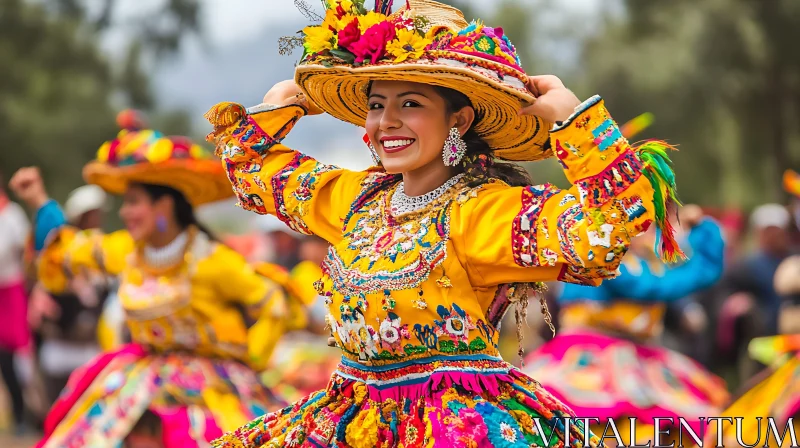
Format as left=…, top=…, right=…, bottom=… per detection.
left=9, top=167, right=50, bottom=210
left=519, top=75, right=581, bottom=123
left=263, top=80, right=324, bottom=116
left=679, top=204, right=705, bottom=229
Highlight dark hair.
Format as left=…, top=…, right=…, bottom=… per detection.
left=432, top=86, right=532, bottom=188
left=134, top=183, right=217, bottom=239
left=365, top=81, right=532, bottom=188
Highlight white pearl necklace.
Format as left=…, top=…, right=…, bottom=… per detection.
left=143, top=231, right=189, bottom=268
left=390, top=174, right=464, bottom=215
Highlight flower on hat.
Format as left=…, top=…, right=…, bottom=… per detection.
left=146, top=139, right=173, bottom=163
left=97, top=142, right=111, bottom=163
left=386, top=28, right=431, bottom=63
left=349, top=21, right=397, bottom=64
left=303, top=23, right=337, bottom=55
left=337, top=17, right=361, bottom=49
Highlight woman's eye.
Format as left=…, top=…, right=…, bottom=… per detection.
left=369, top=103, right=383, bottom=110
left=403, top=101, right=420, bottom=107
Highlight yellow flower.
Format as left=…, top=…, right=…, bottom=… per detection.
left=352, top=382, right=368, bottom=404
left=386, top=28, right=430, bottom=63
left=146, top=139, right=173, bottom=163
left=359, top=11, right=386, bottom=31
left=336, top=0, right=354, bottom=13
left=333, top=12, right=357, bottom=32
left=96, top=142, right=110, bottom=162
left=345, top=408, right=380, bottom=448
left=303, top=24, right=335, bottom=54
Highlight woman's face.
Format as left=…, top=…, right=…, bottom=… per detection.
left=365, top=81, right=473, bottom=174
left=119, top=185, right=169, bottom=242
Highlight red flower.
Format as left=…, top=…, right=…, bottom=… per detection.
left=349, top=22, right=397, bottom=64
left=338, top=18, right=361, bottom=50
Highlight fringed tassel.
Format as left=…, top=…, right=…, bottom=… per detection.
left=635, top=139, right=687, bottom=263
left=508, top=282, right=551, bottom=368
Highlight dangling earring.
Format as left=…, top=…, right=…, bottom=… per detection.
left=363, top=133, right=381, bottom=166
left=156, top=215, right=168, bottom=233
left=442, top=127, right=467, bottom=166
left=368, top=142, right=381, bottom=166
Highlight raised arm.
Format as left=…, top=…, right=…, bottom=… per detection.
left=204, top=83, right=378, bottom=244
left=457, top=91, right=683, bottom=288
left=603, top=218, right=725, bottom=301
left=10, top=168, right=134, bottom=294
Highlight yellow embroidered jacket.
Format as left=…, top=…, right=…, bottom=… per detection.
left=207, top=96, right=668, bottom=364
left=37, top=226, right=288, bottom=370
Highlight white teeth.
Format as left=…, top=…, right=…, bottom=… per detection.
left=382, top=139, right=414, bottom=148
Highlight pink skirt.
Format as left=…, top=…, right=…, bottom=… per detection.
left=0, top=281, right=30, bottom=352
left=523, top=329, right=729, bottom=433
left=37, top=343, right=285, bottom=448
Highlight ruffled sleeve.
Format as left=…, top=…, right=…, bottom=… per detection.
left=455, top=95, right=683, bottom=287
left=34, top=200, right=134, bottom=294
left=204, top=102, right=377, bottom=244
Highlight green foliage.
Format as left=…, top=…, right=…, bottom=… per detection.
left=0, top=0, right=201, bottom=204
left=0, top=0, right=118, bottom=201
left=472, top=0, right=800, bottom=207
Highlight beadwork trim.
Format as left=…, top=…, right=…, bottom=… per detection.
left=575, top=149, right=643, bottom=209
left=511, top=184, right=559, bottom=268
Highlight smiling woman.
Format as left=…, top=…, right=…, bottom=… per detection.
left=204, top=1, right=684, bottom=447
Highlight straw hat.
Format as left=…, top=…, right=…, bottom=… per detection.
left=293, top=0, right=550, bottom=162
left=83, top=110, right=232, bottom=206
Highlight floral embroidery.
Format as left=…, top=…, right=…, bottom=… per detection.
left=293, top=162, right=338, bottom=202
left=575, top=150, right=642, bottom=208
left=512, top=184, right=559, bottom=267
left=434, top=304, right=476, bottom=344
left=271, top=153, right=313, bottom=234
left=378, top=312, right=410, bottom=351
left=343, top=171, right=400, bottom=231
left=476, top=402, right=527, bottom=448
left=556, top=204, right=585, bottom=267
left=325, top=185, right=457, bottom=296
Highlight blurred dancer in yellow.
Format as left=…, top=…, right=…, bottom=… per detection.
left=10, top=111, right=290, bottom=448
left=203, top=1, right=685, bottom=446
left=705, top=171, right=800, bottom=447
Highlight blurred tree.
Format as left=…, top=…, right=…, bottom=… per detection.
left=0, top=0, right=117, bottom=201
left=577, top=0, right=800, bottom=207
left=455, top=0, right=800, bottom=207
left=0, top=0, right=199, bottom=203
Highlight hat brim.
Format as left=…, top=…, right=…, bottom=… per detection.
left=83, top=159, right=233, bottom=207
left=295, top=59, right=552, bottom=162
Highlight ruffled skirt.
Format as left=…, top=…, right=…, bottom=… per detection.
left=522, top=330, right=729, bottom=433
left=38, top=343, right=284, bottom=448
left=214, top=354, right=601, bottom=448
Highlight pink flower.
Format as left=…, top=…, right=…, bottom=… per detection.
left=349, top=22, right=397, bottom=64
left=338, top=18, right=362, bottom=51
